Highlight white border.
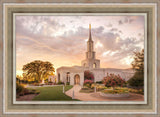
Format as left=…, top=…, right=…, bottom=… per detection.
left=2, top=3, right=157, bottom=114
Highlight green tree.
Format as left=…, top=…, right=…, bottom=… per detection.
left=128, top=49, right=144, bottom=87
left=22, top=60, right=55, bottom=83
left=131, top=49, right=144, bottom=73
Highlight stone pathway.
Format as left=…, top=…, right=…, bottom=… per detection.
left=65, top=85, right=144, bottom=101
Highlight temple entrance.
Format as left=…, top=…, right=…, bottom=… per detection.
left=74, top=74, right=80, bottom=85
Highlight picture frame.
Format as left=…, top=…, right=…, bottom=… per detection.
left=0, top=1, right=159, bottom=116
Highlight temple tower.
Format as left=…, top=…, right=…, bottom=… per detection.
left=81, top=24, right=100, bottom=69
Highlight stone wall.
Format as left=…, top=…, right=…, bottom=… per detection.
left=57, top=66, right=135, bottom=85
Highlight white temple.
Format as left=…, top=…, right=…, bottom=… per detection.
left=57, top=24, right=134, bottom=86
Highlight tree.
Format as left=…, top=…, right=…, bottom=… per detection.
left=128, top=72, right=144, bottom=87
left=22, top=60, right=55, bottom=83
left=84, top=70, right=94, bottom=81
left=131, top=49, right=144, bottom=73
left=128, top=49, right=144, bottom=87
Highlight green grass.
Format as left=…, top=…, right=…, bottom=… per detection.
left=31, top=85, right=79, bottom=101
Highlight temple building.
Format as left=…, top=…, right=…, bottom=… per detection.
left=56, top=24, right=134, bottom=86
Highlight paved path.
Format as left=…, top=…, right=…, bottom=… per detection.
left=65, top=85, right=144, bottom=101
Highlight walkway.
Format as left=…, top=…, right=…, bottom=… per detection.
left=65, top=85, right=144, bottom=101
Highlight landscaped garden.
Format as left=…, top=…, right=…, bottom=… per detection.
left=80, top=72, right=144, bottom=97
left=16, top=49, right=144, bottom=101
left=16, top=83, right=79, bottom=101
left=80, top=49, right=144, bottom=97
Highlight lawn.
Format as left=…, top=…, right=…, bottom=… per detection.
left=32, top=85, right=79, bottom=101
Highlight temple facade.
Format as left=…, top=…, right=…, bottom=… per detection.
left=56, top=24, right=135, bottom=86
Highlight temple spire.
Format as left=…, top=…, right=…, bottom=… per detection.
left=89, top=24, right=92, bottom=41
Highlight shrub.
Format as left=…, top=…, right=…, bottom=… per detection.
left=96, top=81, right=103, bottom=84
left=33, top=83, right=40, bottom=86
left=48, top=81, right=53, bottom=83
left=83, top=79, right=93, bottom=88
left=16, top=83, right=30, bottom=96
left=128, top=72, right=144, bottom=87
left=57, top=81, right=64, bottom=85
left=16, top=83, right=24, bottom=94
left=128, top=88, right=144, bottom=95
left=66, top=82, right=70, bottom=85
left=23, top=88, right=30, bottom=95
left=84, top=70, right=94, bottom=80
left=91, top=84, right=105, bottom=91
left=103, top=73, right=126, bottom=90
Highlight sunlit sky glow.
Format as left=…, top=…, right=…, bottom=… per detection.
left=16, top=15, right=145, bottom=76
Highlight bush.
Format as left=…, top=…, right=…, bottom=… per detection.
left=57, top=81, right=64, bottom=85
left=103, top=73, right=126, bottom=89
left=83, top=79, right=93, bottom=88
left=128, top=88, right=144, bottom=95
left=16, top=83, right=30, bottom=96
left=84, top=70, right=94, bottom=80
left=33, top=83, right=40, bottom=86
left=128, top=72, right=144, bottom=87
left=48, top=81, right=53, bottom=83
left=96, top=81, right=103, bottom=84
left=91, top=84, right=105, bottom=91
left=66, top=82, right=70, bottom=85
left=16, top=83, right=24, bottom=94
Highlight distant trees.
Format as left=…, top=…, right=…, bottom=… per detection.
left=128, top=49, right=144, bottom=87
left=22, top=60, right=55, bottom=83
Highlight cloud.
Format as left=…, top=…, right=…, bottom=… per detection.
left=118, top=20, right=123, bottom=25
left=110, top=28, right=118, bottom=32
left=118, top=16, right=144, bottom=25
left=106, top=23, right=112, bottom=27
left=16, top=15, right=144, bottom=73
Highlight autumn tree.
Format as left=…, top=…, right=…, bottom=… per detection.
left=22, top=60, right=55, bottom=83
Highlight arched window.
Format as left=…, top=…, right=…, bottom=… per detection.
left=93, top=63, right=96, bottom=68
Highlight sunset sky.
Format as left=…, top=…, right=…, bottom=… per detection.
left=16, top=15, right=145, bottom=76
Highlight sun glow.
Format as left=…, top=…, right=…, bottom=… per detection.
left=121, top=56, right=134, bottom=65
left=95, top=41, right=103, bottom=48
left=16, top=70, right=23, bottom=77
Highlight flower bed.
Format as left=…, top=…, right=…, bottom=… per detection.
left=83, top=79, right=93, bottom=88
left=128, top=88, right=144, bottom=95
left=100, top=88, right=129, bottom=97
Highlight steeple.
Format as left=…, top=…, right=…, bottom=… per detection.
left=89, top=24, right=92, bottom=41
left=86, top=24, right=94, bottom=59
left=81, top=24, right=100, bottom=69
